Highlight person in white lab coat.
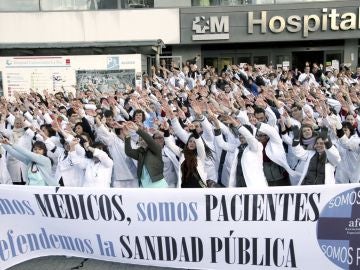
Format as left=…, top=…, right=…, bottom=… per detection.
left=70, top=139, right=113, bottom=188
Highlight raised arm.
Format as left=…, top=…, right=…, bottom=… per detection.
left=124, top=126, right=140, bottom=161
left=11, top=144, right=50, bottom=166
left=238, top=126, right=259, bottom=152
left=2, top=143, right=30, bottom=164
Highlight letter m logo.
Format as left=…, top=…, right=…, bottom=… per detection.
left=210, top=16, right=229, bottom=33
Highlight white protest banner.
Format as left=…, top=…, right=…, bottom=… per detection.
left=0, top=184, right=359, bottom=270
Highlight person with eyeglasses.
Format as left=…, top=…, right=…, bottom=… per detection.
left=0, top=139, right=57, bottom=186
left=124, top=121, right=168, bottom=188
left=153, top=128, right=179, bottom=188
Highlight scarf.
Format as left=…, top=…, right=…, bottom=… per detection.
left=12, top=127, right=25, bottom=143
left=301, top=136, right=316, bottom=150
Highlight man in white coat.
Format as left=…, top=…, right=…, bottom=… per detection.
left=94, top=116, right=138, bottom=188
left=334, top=122, right=360, bottom=184
left=298, top=66, right=319, bottom=87
left=256, top=122, right=300, bottom=186
left=210, top=114, right=268, bottom=188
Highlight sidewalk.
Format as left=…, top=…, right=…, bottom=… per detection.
left=8, top=256, right=175, bottom=270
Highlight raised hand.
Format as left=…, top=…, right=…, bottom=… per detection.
left=247, top=106, right=255, bottom=115
left=191, top=101, right=202, bottom=116
left=0, top=138, right=11, bottom=145
left=36, top=128, right=48, bottom=139
left=126, top=121, right=139, bottom=132
left=160, top=120, right=169, bottom=131
left=255, top=98, right=267, bottom=109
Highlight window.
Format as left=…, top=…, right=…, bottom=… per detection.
left=253, top=56, right=268, bottom=65
left=40, top=0, right=119, bottom=11
left=127, top=0, right=153, bottom=8
left=237, top=55, right=251, bottom=65
left=204, top=57, right=233, bottom=73
left=276, top=55, right=290, bottom=65
left=41, top=0, right=91, bottom=10
left=220, top=0, right=250, bottom=5
left=0, top=0, right=39, bottom=11
left=325, top=52, right=342, bottom=64
left=204, top=57, right=219, bottom=70
left=192, top=0, right=220, bottom=6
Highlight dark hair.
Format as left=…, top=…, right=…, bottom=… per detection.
left=104, top=109, right=114, bottom=118
left=182, top=136, right=198, bottom=180
left=67, top=108, right=75, bottom=117
left=40, top=124, right=56, bottom=137
left=254, top=107, right=266, bottom=115
left=74, top=122, right=84, bottom=133
left=100, top=97, right=108, bottom=105
left=124, top=97, right=131, bottom=106
left=32, top=141, right=47, bottom=154
left=76, top=133, right=93, bottom=147
left=315, top=136, right=325, bottom=144
left=291, top=104, right=302, bottom=111
left=58, top=105, right=67, bottom=112
left=342, top=121, right=355, bottom=136
left=92, top=142, right=112, bottom=160
left=55, top=92, right=64, bottom=98
left=243, top=124, right=253, bottom=135
left=133, top=109, right=146, bottom=122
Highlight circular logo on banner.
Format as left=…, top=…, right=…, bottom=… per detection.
left=317, top=187, right=360, bottom=270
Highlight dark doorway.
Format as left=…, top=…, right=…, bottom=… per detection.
left=292, top=51, right=324, bottom=72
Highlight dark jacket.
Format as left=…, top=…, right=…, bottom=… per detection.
left=125, top=129, right=164, bottom=184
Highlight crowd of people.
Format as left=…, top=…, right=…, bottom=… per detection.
left=0, top=60, right=360, bottom=188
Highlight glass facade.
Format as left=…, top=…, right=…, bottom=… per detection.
left=0, top=0, right=39, bottom=11
left=0, top=0, right=339, bottom=11
left=40, top=0, right=120, bottom=11
left=192, top=0, right=337, bottom=6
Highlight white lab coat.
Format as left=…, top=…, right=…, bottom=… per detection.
left=335, top=135, right=360, bottom=183
left=292, top=144, right=341, bottom=185
left=165, top=135, right=207, bottom=188
left=215, top=126, right=268, bottom=188
left=71, top=148, right=113, bottom=188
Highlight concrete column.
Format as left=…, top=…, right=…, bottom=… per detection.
left=344, top=39, right=358, bottom=70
